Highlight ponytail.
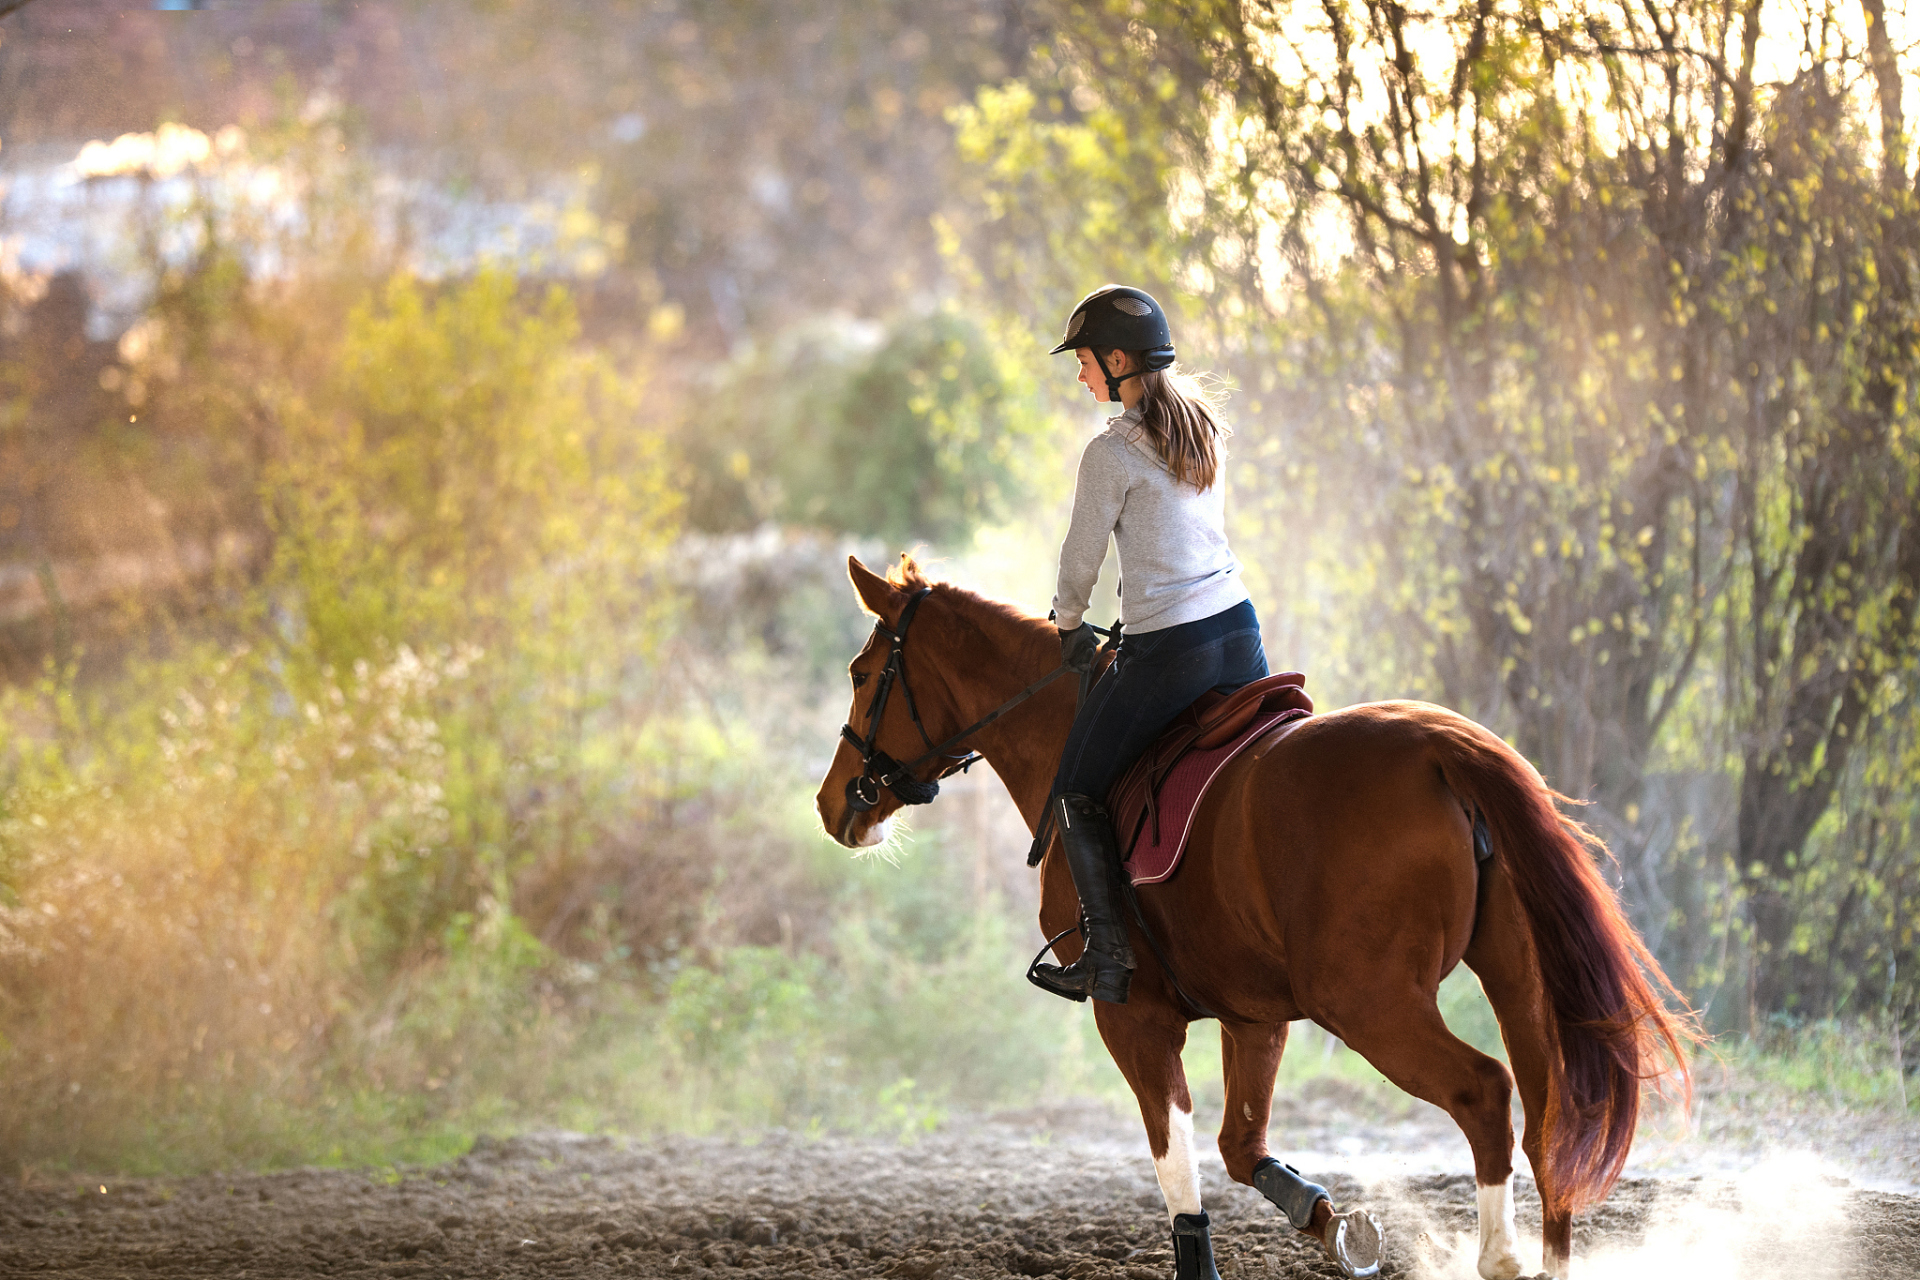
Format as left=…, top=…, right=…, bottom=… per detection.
left=1125, top=360, right=1229, bottom=490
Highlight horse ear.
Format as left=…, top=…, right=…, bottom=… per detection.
left=848, top=556, right=905, bottom=623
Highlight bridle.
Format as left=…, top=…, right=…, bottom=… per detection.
left=838, top=587, right=1095, bottom=816
left=839, top=589, right=958, bottom=813
left=835, top=591, right=1215, bottom=1016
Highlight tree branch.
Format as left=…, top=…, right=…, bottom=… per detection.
left=1722, top=0, right=1764, bottom=172
left=1859, top=0, right=1907, bottom=189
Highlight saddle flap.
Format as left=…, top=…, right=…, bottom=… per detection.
left=1191, top=672, right=1312, bottom=749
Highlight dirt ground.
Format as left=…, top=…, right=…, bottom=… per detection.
left=5, top=1096, right=1920, bottom=1280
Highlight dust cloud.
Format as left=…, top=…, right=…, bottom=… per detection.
left=1376, top=1151, right=1864, bottom=1280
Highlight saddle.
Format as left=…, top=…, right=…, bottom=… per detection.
left=1108, top=672, right=1313, bottom=886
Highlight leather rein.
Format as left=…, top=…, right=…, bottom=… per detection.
left=839, top=588, right=1110, bottom=815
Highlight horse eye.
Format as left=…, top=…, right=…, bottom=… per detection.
left=851, top=671, right=869, bottom=689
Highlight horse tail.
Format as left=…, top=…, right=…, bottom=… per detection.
left=1436, top=719, right=1698, bottom=1215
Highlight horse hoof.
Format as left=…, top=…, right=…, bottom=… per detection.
left=1477, top=1253, right=1525, bottom=1280
left=1323, top=1207, right=1382, bottom=1279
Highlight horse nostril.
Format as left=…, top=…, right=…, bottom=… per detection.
left=846, top=774, right=880, bottom=812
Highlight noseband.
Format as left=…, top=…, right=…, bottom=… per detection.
left=839, top=588, right=1093, bottom=816
left=840, top=589, right=957, bottom=813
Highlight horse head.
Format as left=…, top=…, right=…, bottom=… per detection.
left=815, top=553, right=957, bottom=850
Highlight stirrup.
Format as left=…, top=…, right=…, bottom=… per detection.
left=1025, top=922, right=1132, bottom=1004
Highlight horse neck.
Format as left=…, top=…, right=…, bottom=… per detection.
left=927, top=591, right=1078, bottom=835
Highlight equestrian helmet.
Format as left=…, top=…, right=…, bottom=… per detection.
left=1049, top=284, right=1176, bottom=400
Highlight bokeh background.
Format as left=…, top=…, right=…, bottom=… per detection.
left=1, top=0, right=1917, bottom=1176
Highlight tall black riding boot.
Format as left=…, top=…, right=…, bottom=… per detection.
left=1027, top=793, right=1135, bottom=1004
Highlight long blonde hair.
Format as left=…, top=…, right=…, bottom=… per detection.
left=1116, top=357, right=1229, bottom=490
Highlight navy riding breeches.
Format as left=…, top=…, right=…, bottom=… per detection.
left=1050, top=599, right=1268, bottom=805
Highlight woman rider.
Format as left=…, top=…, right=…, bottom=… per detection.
left=1028, top=284, right=1269, bottom=1006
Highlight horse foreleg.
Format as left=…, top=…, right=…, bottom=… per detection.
left=1095, top=1002, right=1199, bottom=1215
left=1093, top=1003, right=1221, bottom=1280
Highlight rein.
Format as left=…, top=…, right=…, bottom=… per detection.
left=840, top=589, right=1102, bottom=815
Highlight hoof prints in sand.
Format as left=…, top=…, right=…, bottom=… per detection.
left=5, top=1116, right=1920, bottom=1278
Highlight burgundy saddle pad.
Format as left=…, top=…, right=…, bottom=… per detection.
left=1108, top=673, right=1312, bottom=887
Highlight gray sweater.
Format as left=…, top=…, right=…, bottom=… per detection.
left=1050, top=404, right=1249, bottom=634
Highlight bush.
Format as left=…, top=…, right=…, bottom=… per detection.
left=0, top=261, right=693, bottom=1171
left=679, top=308, right=1046, bottom=547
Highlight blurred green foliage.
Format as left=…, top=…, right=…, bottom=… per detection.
left=679, top=309, right=1045, bottom=546
left=270, top=270, right=676, bottom=669
left=0, top=253, right=692, bottom=1166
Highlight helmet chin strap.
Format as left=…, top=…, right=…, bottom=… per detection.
left=1102, top=355, right=1144, bottom=404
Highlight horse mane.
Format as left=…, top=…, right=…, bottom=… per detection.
left=885, top=553, right=1040, bottom=634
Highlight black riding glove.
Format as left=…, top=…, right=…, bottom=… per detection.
left=1059, top=623, right=1098, bottom=674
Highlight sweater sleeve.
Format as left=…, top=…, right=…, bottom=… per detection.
left=1050, top=436, right=1130, bottom=629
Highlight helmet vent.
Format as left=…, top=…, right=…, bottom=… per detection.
left=1065, top=310, right=1087, bottom=339
left=1113, top=297, right=1152, bottom=316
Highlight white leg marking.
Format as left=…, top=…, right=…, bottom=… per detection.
left=1475, top=1179, right=1525, bottom=1280
left=1152, top=1103, right=1203, bottom=1221
left=1543, top=1244, right=1570, bottom=1280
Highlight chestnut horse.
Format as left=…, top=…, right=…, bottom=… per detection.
left=814, top=557, right=1693, bottom=1280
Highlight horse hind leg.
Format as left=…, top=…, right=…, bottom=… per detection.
left=1215, top=1020, right=1287, bottom=1188
left=1468, top=906, right=1574, bottom=1278
left=1324, top=992, right=1527, bottom=1280
left=1218, top=1021, right=1382, bottom=1279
